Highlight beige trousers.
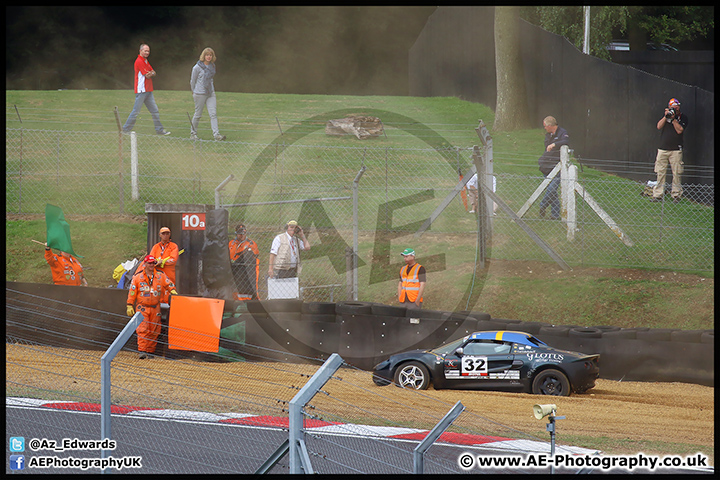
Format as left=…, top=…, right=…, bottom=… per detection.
left=653, top=149, right=684, bottom=199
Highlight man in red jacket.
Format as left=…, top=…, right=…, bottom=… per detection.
left=121, top=44, right=171, bottom=135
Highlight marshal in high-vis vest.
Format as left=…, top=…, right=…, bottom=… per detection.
left=397, top=248, right=426, bottom=308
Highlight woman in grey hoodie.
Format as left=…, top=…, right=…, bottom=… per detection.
left=190, top=47, right=225, bottom=141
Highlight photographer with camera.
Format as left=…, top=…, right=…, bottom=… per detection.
left=652, top=98, right=688, bottom=203
left=268, top=220, right=311, bottom=279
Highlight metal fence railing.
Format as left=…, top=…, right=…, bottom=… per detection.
left=7, top=290, right=578, bottom=474
left=6, top=128, right=713, bottom=306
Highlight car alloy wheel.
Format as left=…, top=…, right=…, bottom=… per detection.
left=394, top=361, right=430, bottom=390
left=532, top=368, right=571, bottom=396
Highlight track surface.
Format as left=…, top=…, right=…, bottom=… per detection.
left=5, top=345, right=714, bottom=463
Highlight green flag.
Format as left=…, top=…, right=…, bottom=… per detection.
left=45, top=204, right=82, bottom=257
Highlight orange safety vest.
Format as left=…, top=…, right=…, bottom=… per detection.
left=149, top=240, right=179, bottom=283
left=229, top=238, right=260, bottom=300
left=229, top=238, right=259, bottom=261
left=399, top=263, right=424, bottom=303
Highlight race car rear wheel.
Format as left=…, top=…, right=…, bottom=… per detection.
left=394, top=361, right=430, bottom=390
left=531, top=369, right=571, bottom=396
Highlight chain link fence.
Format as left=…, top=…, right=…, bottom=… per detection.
left=6, top=128, right=713, bottom=308
left=7, top=290, right=577, bottom=474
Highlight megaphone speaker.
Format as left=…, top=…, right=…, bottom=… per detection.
left=533, top=404, right=557, bottom=420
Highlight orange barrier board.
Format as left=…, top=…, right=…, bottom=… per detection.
left=168, top=296, right=225, bottom=352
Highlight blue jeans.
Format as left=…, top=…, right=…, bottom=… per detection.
left=122, top=92, right=165, bottom=133
left=539, top=174, right=561, bottom=219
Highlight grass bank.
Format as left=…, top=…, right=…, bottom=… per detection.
left=5, top=90, right=713, bottom=329
left=6, top=215, right=713, bottom=331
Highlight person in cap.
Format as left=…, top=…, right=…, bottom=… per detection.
left=652, top=98, right=688, bottom=203
left=126, top=255, right=177, bottom=359
left=268, top=220, right=311, bottom=279
left=398, top=248, right=426, bottom=309
left=229, top=223, right=260, bottom=300
left=149, top=226, right=180, bottom=285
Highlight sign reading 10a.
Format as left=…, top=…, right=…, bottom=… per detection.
left=182, top=213, right=206, bottom=230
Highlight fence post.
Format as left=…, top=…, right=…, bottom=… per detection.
left=471, top=145, right=486, bottom=269
left=131, top=132, right=139, bottom=201
left=413, top=401, right=465, bottom=474
left=560, top=145, right=570, bottom=221
left=214, top=175, right=235, bottom=209
left=352, top=165, right=366, bottom=301
left=12, top=106, right=24, bottom=213
left=56, top=132, right=60, bottom=187
left=114, top=107, right=125, bottom=213
left=566, top=164, right=577, bottom=242
left=100, top=313, right=143, bottom=468
left=345, top=247, right=354, bottom=301
left=288, top=353, right=344, bottom=474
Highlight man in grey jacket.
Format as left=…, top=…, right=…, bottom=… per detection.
left=190, top=47, right=225, bottom=141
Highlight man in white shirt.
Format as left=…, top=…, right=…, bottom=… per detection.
left=268, top=220, right=311, bottom=278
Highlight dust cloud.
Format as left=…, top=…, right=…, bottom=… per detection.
left=7, top=6, right=436, bottom=96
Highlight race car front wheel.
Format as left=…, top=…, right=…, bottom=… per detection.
left=394, top=361, right=430, bottom=390
left=531, top=368, right=571, bottom=396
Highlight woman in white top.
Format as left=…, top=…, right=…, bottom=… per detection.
left=190, top=47, right=225, bottom=141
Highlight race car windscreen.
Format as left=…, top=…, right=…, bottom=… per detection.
left=429, top=336, right=468, bottom=355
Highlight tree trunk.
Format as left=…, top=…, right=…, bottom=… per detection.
left=627, top=8, right=648, bottom=52
left=493, top=6, right=531, bottom=132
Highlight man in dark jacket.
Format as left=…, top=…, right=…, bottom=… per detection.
left=538, top=116, right=570, bottom=220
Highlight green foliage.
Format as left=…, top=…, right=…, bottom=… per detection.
left=5, top=89, right=713, bottom=330
left=6, top=6, right=437, bottom=94
left=521, top=6, right=714, bottom=59
left=633, top=6, right=715, bottom=45
left=520, top=6, right=629, bottom=60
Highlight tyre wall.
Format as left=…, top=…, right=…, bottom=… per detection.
left=6, top=282, right=714, bottom=386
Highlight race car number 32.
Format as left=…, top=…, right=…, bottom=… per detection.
left=461, top=356, right=488, bottom=376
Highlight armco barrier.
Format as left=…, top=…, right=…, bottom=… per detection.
left=5, top=282, right=713, bottom=386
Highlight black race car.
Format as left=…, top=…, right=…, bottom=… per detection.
left=372, top=331, right=599, bottom=396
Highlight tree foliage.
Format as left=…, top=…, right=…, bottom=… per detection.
left=5, top=6, right=436, bottom=94
left=520, top=6, right=629, bottom=60
left=520, top=6, right=714, bottom=60
left=630, top=6, right=714, bottom=45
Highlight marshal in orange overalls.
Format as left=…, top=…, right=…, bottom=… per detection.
left=127, top=264, right=176, bottom=354
left=44, top=248, right=87, bottom=286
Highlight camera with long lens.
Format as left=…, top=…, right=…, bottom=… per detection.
left=665, top=107, right=676, bottom=119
